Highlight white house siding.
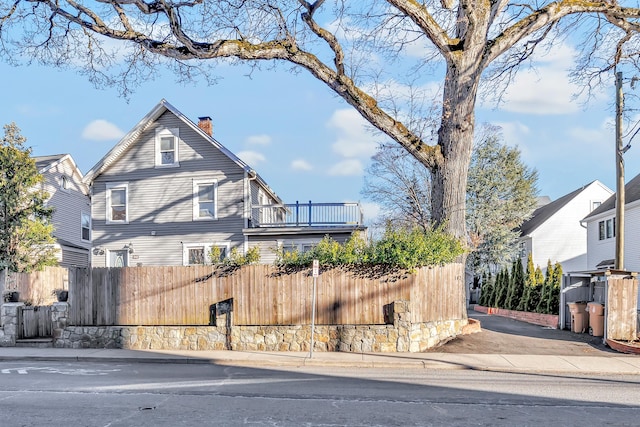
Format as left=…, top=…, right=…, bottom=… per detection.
left=626, top=203, right=640, bottom=272
left=40, top=157, right=92, bottom=266
left=586, top=200, right=640, bottom=272
left=90, top=111, right=248, bottom=267
left=524, top=182, right=612, bottom=274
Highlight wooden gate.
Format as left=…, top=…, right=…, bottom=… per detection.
left=19, top=306, right=52, bottom=339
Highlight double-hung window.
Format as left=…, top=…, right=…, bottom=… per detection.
left=106, top=183, right=128, bottom=223
left=598, top=218, right=615, bottom=240
left=193, top=180, right=217, bottom=220
left=81, top=211, right=91, bottom=241
left=155, top=128, right=180, bottom=168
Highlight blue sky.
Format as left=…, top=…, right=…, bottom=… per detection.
left=2, top=39, right=639, bottom=226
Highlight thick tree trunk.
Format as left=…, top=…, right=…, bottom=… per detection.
left=432, top=62, right=480, bottom=240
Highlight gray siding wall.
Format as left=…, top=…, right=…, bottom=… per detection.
left=59, top=247, right=89, bottom=268
left=90, top=111, right=247, bottom=267
left=42, top=158, right=92, bottom=251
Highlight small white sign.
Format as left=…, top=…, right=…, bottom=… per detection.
left=312, top=259, right=319, bottom=277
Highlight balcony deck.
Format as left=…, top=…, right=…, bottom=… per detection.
left=250, top=201, right=363, bottom=228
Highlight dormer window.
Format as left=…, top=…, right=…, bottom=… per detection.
left=155, top=128, right=180, bottom=168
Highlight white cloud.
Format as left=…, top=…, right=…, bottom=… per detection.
left=246, top=134, right=272, bottom=145
left=237, top=150, right=266, bottom=166
left=291, top=159, right=313, bottom=171
left=566, top=118, right=613, bottom=147
left=327, top=109, right=377, bottom=158
left=81, top=120, right=125, bottom=141
left=493, top=121, right=531, bottom=148
left=497, top=43, right=595, bottom=115
left=328, top=159, right=364, bottom=176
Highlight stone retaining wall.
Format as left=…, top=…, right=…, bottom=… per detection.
left=3, top=301, right=469, bottom=352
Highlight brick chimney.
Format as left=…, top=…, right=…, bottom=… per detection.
left=198, top=116, right=213, bottom=136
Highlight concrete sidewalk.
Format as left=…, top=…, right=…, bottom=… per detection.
left=1, top=346, right=639, bottom=374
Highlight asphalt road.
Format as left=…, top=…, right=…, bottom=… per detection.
left=430, top=310, right=614, bottom=355
left=1, top=360, right=639, bottom=426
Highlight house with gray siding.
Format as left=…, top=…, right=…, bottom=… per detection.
left=34, top=154, right=92, bottom=268
left=83, top=100, right=364, bottom=267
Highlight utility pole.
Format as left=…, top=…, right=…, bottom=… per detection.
left=615, top=71, right=625, bottom=270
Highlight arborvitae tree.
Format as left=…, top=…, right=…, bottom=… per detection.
left=495, top=267, right=510, bottom=309
left=480, top=271, right=495, bottom=307
left=0, top=123, right=57, bottom=273
left=536, top=260, right=554, bottom=314
left=517, top=254, right=536, bottom=312
left=546, top=262, right=563, bottom=315
left=479, top=272, right=488, bottom=306
left=506, top=258, right=524, bottom=310
left=490, top=270, right=501, bottom=307
left=533, top=266, right=544, bottom=310
left=490, top=270, right=500, bottom=307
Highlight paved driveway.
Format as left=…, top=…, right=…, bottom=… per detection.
left=431, top=309, right=616, bottom=356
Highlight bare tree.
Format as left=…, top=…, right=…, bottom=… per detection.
left=2, top=1, right=639, bottom=274
left=363, top=123, right=538, bottom=278
left=362, top=142, right=433, bottom=233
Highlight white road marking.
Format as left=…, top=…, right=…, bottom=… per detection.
left=1, top=366, right=121, bottom=376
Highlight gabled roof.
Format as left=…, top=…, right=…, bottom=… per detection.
left=583, top=172, right=640, bottom=220
left=82, top=99, right=282, bottom=204
left=519, top=181, right=603, bottom=237
left=34, top=154, right=66, bottom=171
left=33, top=153, right=86, bottom=188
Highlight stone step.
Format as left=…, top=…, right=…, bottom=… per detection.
left=15, top=338, right=54, bottom=348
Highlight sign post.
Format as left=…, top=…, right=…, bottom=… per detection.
left=310, top=259, right=319, bottom=358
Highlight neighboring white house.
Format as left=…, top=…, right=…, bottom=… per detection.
left=34, top=154, right=92, bottom=268
left=518, top=180, right=613, bottom=274
left=583, top=172, right=640, bottom=272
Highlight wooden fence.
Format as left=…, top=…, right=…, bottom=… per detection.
left=19, top=306, right=52, bottom=339
left=607, top=275, right=639, bottom=341
left=2, top=267, right=69, bottom=306
left=68, top=264, right=466, bottom=327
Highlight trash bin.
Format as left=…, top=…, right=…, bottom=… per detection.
left=587, top=302, right=605, bottom=337
left=568, top=302, right=588, bottom=333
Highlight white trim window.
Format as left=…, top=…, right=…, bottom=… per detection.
left=106, top=182, right=129, bottom=224
left=193, top=179, right=218, bottom=220
left=279, top=240, right=319, bottom=254
left=81, top=211, right=91, bottom=242
left=210, top=242, right=230, bottom=264
left=598, top=218, right=615, bottom=241
left=155, top=128, right=180, bottom=168
left=60, top=175, right=70, bottom=191
left=182, top=242, right=230, bottom=265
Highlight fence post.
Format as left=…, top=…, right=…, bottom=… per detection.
left=295, top=201, right=300, bottom=226
left=308, top=200, right=312, bottom=226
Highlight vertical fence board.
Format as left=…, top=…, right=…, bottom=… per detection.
left=607, top=276, right=638, bottom=341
